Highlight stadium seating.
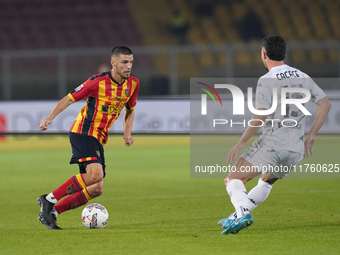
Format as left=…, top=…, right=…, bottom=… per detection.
left=127, top=0, right=340, bottom=77
left=0, top=0, right=143, bottom=50
left=0, top=0, right=145, bottom=71
left=1, top=0, right=339, bottom=74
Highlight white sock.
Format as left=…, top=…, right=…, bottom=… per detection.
left=226, top=179, right=249, bottom=218
left=247, top=179, right=273, bottom=211
left=227, top=179, right=273, bottom=218
left=46, top=192, right=57, bottom=204
left=228, top=212, right=237, bottom=220
left=51, top=208, right=58, bottom=217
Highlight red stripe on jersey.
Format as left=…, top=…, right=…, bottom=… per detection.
left=126, top=79, right=132, bottom=97
left=77, top=109, right=85, bottom=134
left=104, top=115, right=116, bottom=137
left=105, top=80, right=112, bottom=97
left=93, top=80, right=111, bottom=141
left=70, top=121, right=76, bottom=132
left=96, top=108, right=108, bottom=140
left=97, top=132, right=103, bottom=144
left=116, top=85, right=123, bottom=105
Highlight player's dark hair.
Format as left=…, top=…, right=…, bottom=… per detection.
left=261, top=35, right=286, bottom=61
left=111, top=46, right=133, bottom=58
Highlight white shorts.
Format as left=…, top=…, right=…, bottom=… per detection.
left=241, top=139, right=303, bottom=179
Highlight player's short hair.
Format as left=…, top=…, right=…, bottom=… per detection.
left=111, top=46, right=133, bottom=58
left=261, top=35, right=286, bottom=61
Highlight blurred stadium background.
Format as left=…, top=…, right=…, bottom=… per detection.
left=0, top=0, right=340, bottom=135
left=0, top=0, right=340, bottom=100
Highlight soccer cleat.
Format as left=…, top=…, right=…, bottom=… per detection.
left=37, top=212, right=62, bottom=230
left=218, top=212, right=237, bottom=231
left=37, top=195, right=61, bottom=230
left=220, top=213, right=254, bottom=235
left=218, top=217, right=235, bottom=231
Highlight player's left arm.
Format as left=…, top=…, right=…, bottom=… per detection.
left=226, top=110, right=268, bottom=163
left=123, top=78, right=139, bottom=146
left=304, top=97, right=331, bottom=158
left=123, top=109, right=135, bottom=146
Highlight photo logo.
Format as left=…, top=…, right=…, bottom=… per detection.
left=197, top=83, right=312, bottom=128
left=199, top=84, right=312, bottom=116
left=196, top=82, right=222, bottom=115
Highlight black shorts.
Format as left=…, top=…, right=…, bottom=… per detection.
left=69, top=132, right=106, bottom=178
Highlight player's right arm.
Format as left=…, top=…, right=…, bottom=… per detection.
left=39, top=75, right=97, bottom=131
left=304, top=97, right=331, bottom=158
left=39, top=95, right=74, bottom=131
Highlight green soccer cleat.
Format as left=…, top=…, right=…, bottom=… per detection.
left=220, top=213, right=253, bottom=235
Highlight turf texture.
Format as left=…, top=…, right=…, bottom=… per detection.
left=0, top=136, right=339, bottom=255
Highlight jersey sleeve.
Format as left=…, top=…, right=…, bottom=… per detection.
left=68, top=76, right=97, bottom=102
left=255, top=78, right=273, bottom=110
left=309, top=79, right=326, bottom=103
left=125, top=79, right=140, bottom=110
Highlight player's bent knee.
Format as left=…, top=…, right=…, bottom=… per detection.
left=83, top=171, right=103, bottom=186
left=88, top=183, right=104, bottom=198
left=261, top=172, right=279, bottom=185
left=84, top=163, right=104, bottom=185
left=224, top=177, right=244, bottom=186
left=91, top=171, right=104, bottom=183
left=260, top=178, right=277, bottom=185
left=91, top=187, right=103, bottom=198
left=225, top=177, right=249, bottom=186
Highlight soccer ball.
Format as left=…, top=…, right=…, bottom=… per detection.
left=81, top=203, right=109, bottom=229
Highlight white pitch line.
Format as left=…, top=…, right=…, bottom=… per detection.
left=103, top=189, right=338, bottom=201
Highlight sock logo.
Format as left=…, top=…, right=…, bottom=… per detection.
left=248, top=198, right=256, bottom=205
left=66, top=184, right=76, bottom=195
left=70, top=203, right=80, bottom=209
left=242, top=207, right=249, bottom=212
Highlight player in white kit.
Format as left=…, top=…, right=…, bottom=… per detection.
left=219, top=35, right=331, bottom=234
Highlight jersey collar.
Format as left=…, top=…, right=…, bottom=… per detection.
left=270, top=64, right=287, bottom=71
left=109, top=71, right=125, bottom=86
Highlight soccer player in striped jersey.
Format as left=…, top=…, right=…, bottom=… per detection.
left=37, top=46, right=139, bottom=229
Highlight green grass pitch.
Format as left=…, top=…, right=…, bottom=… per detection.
left=0, top=135, right=339, bottom=255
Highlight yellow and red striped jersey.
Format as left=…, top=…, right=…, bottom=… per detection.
left=68, top=71, right=139, bottom=145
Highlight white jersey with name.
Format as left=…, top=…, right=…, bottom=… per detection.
left=255, top=64, right=326, bottom=154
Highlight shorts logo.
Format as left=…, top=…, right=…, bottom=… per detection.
left=96, top=150, right=100, bottom=157
left=75, top=84, right=84, bottom=92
